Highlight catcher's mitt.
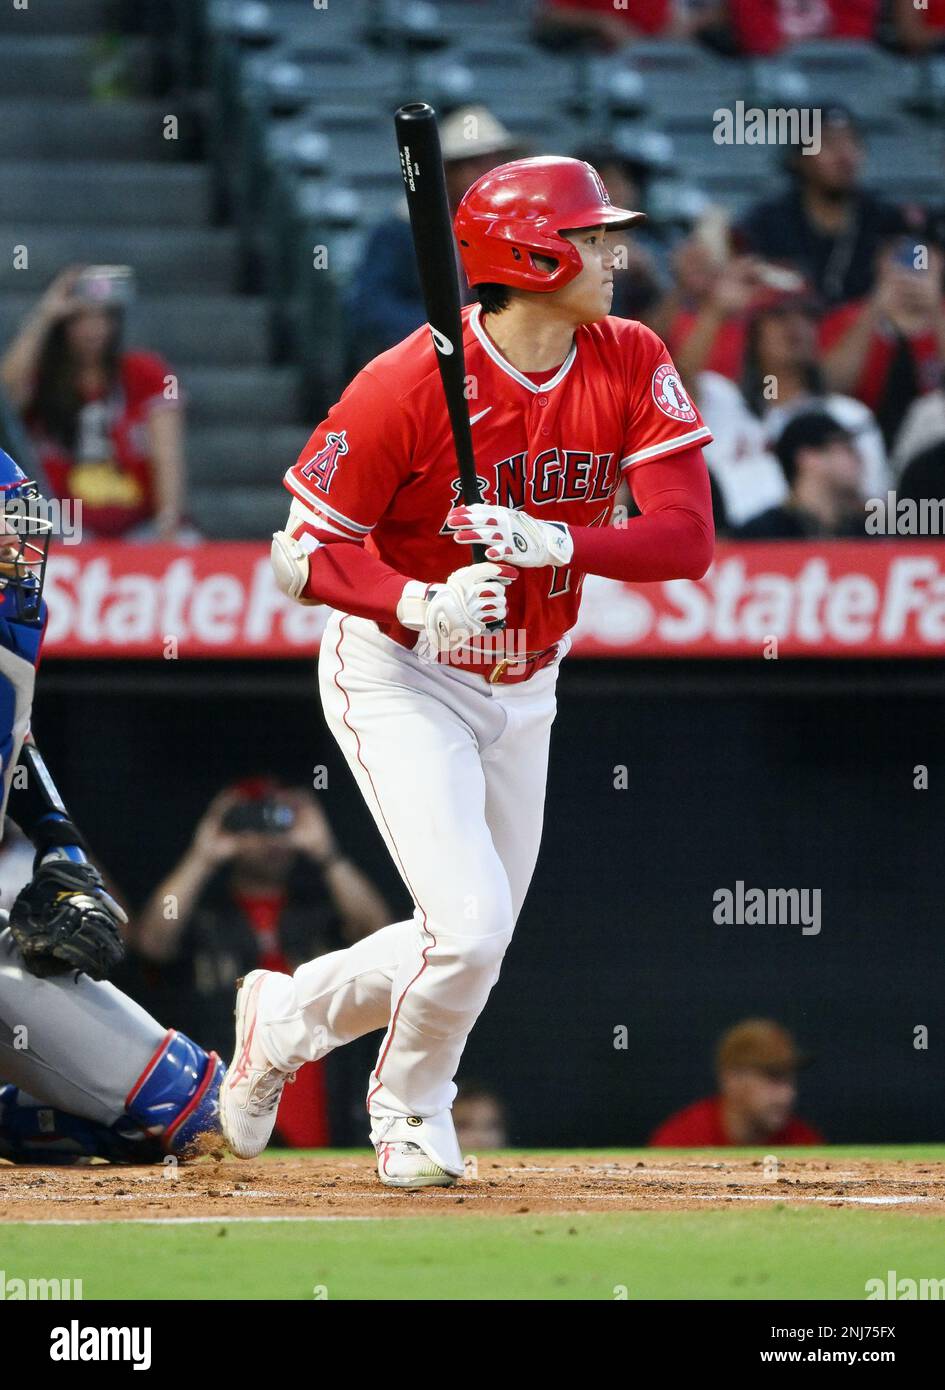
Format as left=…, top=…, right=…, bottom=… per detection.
left=9, top=859, right=127, bottom=981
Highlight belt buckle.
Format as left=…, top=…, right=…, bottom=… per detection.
left=488, top=658, right=510, bottom=685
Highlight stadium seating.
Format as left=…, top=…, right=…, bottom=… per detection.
left=2, top=0, right=943, bottom=538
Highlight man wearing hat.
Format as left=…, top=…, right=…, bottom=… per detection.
left=650, top=1019, right=823, bottom=1146
left=347, top=106, right=520, bottom=365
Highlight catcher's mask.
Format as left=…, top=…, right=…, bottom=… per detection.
left=0, top=448, right=52, bottom=625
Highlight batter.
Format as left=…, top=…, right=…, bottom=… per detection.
left=220, top=157, right=714, bottom=1186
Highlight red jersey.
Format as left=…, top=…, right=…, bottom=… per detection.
left=545, top=0, right=670, bottom=36
left=649, top=1096, right=824, bottom=1147
left=28, top=350, right=176, bottom=539
left=667, top=310, right=748, bottom=381
left=284, top=306, right=711, bottom=653
left=819, top=299, right=944, bottom=411
left=728, top=0, right=878, bottom=55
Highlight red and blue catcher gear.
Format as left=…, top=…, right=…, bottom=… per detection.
left=0, top=1032, right=223, bottom=1164
left=124, top=1029, right=223, bottom=1156
left=0, top=448, right=51, bottom=628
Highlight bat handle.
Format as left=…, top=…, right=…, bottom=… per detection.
left=470, top=540, right=506, bottom=633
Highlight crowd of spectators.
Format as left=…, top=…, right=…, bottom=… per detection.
left=3, top=11, right=945, bottom=548
left=347, top=94, right=945, bottom=539
left=533, top=0, right=945, bottom=57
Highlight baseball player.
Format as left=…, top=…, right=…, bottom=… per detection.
left=221, top=157, right=714, bottom=1187
left=0, top=448, right=222, bottom=1162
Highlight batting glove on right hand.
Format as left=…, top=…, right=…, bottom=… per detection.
left=397, top=562, right=516, bottom=651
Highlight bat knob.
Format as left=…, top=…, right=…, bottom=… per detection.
left=395, top=102, right=436, bottom=122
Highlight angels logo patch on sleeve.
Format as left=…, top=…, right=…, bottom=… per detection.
left=299, top=430, right=349, bottom=490
left=651, top=365, right=697, bottom=424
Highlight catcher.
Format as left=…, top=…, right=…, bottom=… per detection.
left=0, top=448, right=222, bottom=1162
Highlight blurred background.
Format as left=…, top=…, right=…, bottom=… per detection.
left=1, top=0, right=943, bottom=1148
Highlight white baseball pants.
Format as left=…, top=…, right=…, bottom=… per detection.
left=257, top=610, right=564, bottom=1119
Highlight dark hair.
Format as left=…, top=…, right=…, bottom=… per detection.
left=774, top=410, right=853, bottom=486
left=740, top=307, right=822, bottom=417
left=474, top=283, right=512, bottom=315
left=30, top=309, right=123, bottom=450
left=782, top=101, right=861, bottom=180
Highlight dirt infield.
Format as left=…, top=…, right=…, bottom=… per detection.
left=2, top=1152, right=943, bottom=1222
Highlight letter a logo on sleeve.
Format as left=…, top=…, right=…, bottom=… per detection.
left=299, top=430, right=349, bottom=490
left=651, top=365, right=697, bottom=423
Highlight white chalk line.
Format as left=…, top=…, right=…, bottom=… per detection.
left=2, top=1192, right=936, bottom=1226
left=693, top=1193, right=931, bottom=1205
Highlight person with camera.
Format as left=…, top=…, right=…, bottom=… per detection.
left=132, top=779, right=390, bottom=1145
left=0, top=264, right=189, bottom=541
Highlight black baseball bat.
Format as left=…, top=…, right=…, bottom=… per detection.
left=394, top=102, right=504, bottom=629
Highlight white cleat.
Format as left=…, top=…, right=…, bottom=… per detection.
left=371, top=1114, right=462, bottom=1190
left=220, top=970, right=295, bottom=1159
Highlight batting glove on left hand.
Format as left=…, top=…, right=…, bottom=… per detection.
left=447, top=503, right=573, bottom=568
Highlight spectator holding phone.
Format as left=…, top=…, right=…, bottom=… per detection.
left=0, top=265, right=189, bottom=541
left=735, top=105, right=914, bottom=309
left=131, top=779, right=390, bottom=1146
left=821, top=238, right=945, bottom=448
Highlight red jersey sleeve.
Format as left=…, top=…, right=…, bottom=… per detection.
left=621, top=324, right=712, bottom=471
left=284, top=366, right=413, bottom=541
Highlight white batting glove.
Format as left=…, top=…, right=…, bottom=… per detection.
left=397, top=562, right=516, bottom=651
left=271, top=530, right=319, bottom=605
left=447, top=503, right=574, bottom=568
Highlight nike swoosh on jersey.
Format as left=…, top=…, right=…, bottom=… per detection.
left=469, top=407, right=492, bottom=426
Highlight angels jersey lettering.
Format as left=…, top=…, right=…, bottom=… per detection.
left=284, top=305, right=711, bottom=652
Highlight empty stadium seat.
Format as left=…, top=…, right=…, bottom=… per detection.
left=749, top=41, right=913, bottom=122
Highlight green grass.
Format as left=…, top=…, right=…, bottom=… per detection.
left=3, top=1148, right=943, bottom=1300
left=3, top=1209, right=943, bottom=1300
left=264, top=1145, right=945, bottom=1163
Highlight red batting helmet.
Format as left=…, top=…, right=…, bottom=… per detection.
left=454, top=156, right=645, bottom=294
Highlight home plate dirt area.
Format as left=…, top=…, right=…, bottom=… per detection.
left=1, top=1152, right=943, bottom=1222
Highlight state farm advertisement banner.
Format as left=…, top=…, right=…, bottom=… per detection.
left=41, top=541, right=945, bottom=659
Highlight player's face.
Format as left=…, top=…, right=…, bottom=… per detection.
left=0, top=494, right=50, bottom=585
left=0, top=514, right=19, bottom=574
left=553, top=228, right=618, bottom=324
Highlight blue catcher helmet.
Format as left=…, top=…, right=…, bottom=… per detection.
left=0, top=449, right=52, bottom=625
